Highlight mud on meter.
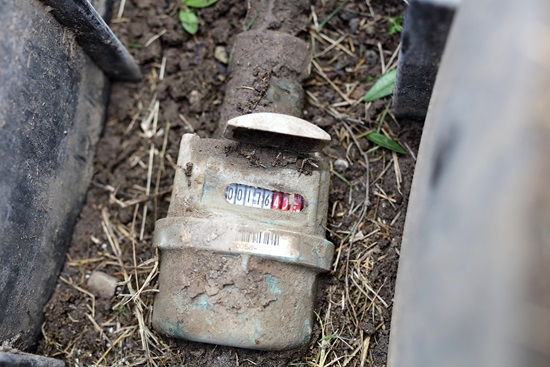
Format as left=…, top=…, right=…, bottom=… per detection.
left=152, top=112, right=334, bottom=350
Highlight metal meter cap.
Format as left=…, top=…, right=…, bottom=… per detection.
left=223, top=112, right=331, bottom=153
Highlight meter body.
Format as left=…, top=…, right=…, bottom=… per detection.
left=152, top=113, right=334, bottom=350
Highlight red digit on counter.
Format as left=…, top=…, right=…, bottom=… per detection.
left=272, top=192, right=283, bottom=210
left=281, top=193, right=291, bottom=211
left=292, top=194, right=304, bottom=212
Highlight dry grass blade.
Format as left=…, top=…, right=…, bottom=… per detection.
left=114, top=188, right=172, bottom=209
left=59, top=276, right=95, bottom=317
left=313, top=33, right=347, bottom=58
left=312, top=59, right=354, bottom=105
left=393, top=151, right=403, bottom=193
left=123, top=255, right=159, bottom=306
left=135, top=303, right=155, bottom=366
left=85, top=313, right=111, bottom=345
left=94, top=327, right=134, bottom=366
left=384, top=43, right=401, bottom=72
left=144, top=29, right=167, bottom=47
left=140, top=144, right=155, bottom=241
left=360, top=336, right=371, bottom=367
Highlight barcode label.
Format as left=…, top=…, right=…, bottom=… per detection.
left=232, top=230, right=298, bottom=259
left=240, top=232, right=280, bottom=246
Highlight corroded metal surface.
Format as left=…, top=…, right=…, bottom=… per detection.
left=217, top=30, right=310, bottom=135
left=154, top=250, right=319, bottom=350
left=153, top=133, right=333, bottom=350
left=155, top=217, right=333, bottom=271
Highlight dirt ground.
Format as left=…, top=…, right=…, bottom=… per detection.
left=38, top=0, right=423, bottom=366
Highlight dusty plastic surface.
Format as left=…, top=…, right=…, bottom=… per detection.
left=153, top=134, right=333, bottom=350
left=392, top=0, right=457, bottom=122
left=224, top=113, right=331, bottom=152
left=0, top=348, right=65, bottom=367
left=37, top=0, right=141, bottom=81
left=388, top=0, right=550, bottom=366
left=0, top=0, right=108, bottom=350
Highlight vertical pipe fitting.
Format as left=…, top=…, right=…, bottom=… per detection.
left=217, top=0, right=311, bottom=133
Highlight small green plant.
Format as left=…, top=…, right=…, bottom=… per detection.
left=244, top=12, right=259, bottom=31
left=318, top=0, right=350, bottom=30
left=364, top=101, right=406, bottom=154
left=367, top=131, right=406, bottom=154
left=363, top=68, right=397, bottom=102
left=179, top=0, right=218, bottom=35
left=113, top=305, right=129, bottom=316
left=362, top=70, right=404, bottom=153
left=388, top=15, right=404, bottom=35
left=127, top=42, right=142, bottom=49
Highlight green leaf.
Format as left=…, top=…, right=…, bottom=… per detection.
left=244, top=12, right=259, bottom=31
left=366, top=132, right=406, bottom=154
left=179, top=9, right=199, bottom=35
left=363, top=68, right=397, bottom=102
left=388, top=16, right=404, bottom=35
left=181, top=0, right=217, bottom=8
left=332, top=171, right=352, bottom=187
left=318, top=0, right=350, bottom=30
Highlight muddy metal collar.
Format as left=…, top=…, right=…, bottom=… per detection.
left=154, top=217, right=334, bottom=272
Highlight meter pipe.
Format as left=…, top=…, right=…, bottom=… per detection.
left=217, top=0, right=311, bottom=134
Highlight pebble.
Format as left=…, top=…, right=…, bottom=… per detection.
left=333, top=159, right=350, bottom=172
left=349, top=18, right=360, bottom=34
left=87, top=271, right=118, bottom=299
left=214, top=46, right=228, bottom=64
left=189, top=90, right=203, bottom=112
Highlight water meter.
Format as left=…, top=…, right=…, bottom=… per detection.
left=152, top=112, right=334, bottom=350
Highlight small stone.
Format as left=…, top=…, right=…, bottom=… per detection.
left=333, top=159, right=349, bottom=172
left=366, top=25, right=375, bottom=35
left=189, top=90, right=202, bottom=112
left=87, top=271, right=117, bottom=299
left=214, top=46, right=228, bottom=64
left=365, top=49, right=379, bottom=65
left=189, top=90, right=201, bottom=104
left=349, top=18, right=360, bottom=34
left=379, top=239, right=391, bottom=249
left=359, top=321, right=376, bottom=336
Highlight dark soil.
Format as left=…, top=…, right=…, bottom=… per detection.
left=38, top=0, right=422, bottom=366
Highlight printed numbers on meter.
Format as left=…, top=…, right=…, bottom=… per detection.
left=225, top=184, right=304, bottom=212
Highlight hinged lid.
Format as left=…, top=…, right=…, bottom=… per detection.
left=223, top=112, right=331, bottom=153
